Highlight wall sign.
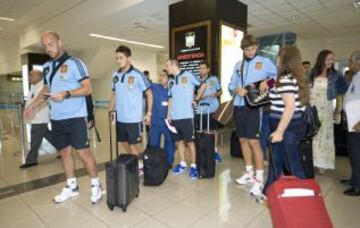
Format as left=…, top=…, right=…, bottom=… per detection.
left=172, top=20, right=211, bottom=76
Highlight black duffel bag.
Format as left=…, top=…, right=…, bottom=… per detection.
left=143, top=147, right=169, bottom=186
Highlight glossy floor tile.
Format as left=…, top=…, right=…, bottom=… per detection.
left=0, top=108, right=359, bottom=227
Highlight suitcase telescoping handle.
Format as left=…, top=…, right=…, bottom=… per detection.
left=199, top=103, right=210, bottom=133
left=268, top=136, right=295, bottom=179
left=109, top=111, right=119, bottom=161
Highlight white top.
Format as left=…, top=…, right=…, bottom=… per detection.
left=25, top=81, right=50, bottom=124
left=344, top=99, right=360, bottom=132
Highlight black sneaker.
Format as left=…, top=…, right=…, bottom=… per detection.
left=19, top=163, right=38, bottom=169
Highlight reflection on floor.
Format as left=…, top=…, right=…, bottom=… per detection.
left=0, top=108, right=359, bottom=227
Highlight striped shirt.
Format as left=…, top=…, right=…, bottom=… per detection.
left=269, top=74, right=305, bottom=120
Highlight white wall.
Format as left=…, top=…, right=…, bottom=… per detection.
left=296, top=34, right=360, bottom=65
left=90, top=48, right=160, bottom=101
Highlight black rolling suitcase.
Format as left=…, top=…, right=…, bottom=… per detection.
left=196, top=104, right=216, bottom=178
left=299, top=139, right=315, bottom=179
left=106, top=111, right=139, bottom=212
left=143, top=147, right=169, bottom=186
left=230, top=131, right=243, bottom=158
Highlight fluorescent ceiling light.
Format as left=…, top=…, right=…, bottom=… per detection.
left=89, top=33, right=163, bottom=49
left=0, top=17, right=15, bottom=22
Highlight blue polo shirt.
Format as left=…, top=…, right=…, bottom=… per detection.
left=196, top=75, right=221, bottom=114
left=228, top=55, right=277, bottom=107
left=169, top=70, right=202, bottom=120
left=112, top=65, right=150, bottom=123
left=150, top=83, right=169, bottom=126
left=43, top=53, right=89, bottom=121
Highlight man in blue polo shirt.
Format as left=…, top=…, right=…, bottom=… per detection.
left=166, top=58, right=206, bottom=179
left=108, top=45, right=153, bottom=174
left=228, top=34, right=277, bottom=196
left=24, top=31, right=102, bottom=204
left=148, top=69, right=175, bottom=167
left=195, top=61, right=222, bottom=162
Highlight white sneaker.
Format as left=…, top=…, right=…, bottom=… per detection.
left=235, top=171, right=255, bottom=185
left=53, top=186, right=79, bottom=203
left=90, top=184, right=102, bottom=204
left=249, top=179, right=264, bottom=197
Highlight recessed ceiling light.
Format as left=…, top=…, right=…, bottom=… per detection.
left=89, top=33, right=164, bottom=49
left=0, top=17, right=15, bottom=22
left=353, top=0, right=360, bottom=8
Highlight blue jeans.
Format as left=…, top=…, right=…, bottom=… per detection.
left=149, top=124, right=175, bottom=165
left=263, top=118, right=306, bottom=195
left=260, top=113, right=271, bottom=160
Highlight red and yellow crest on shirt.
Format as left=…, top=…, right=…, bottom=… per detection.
left=128, top=76, right=135, bottom=85
left=60, top=64, right=68, bottom=74
left=181, top=77, right=188, bottom=85
left=209, top=80, right=215, bottom=88
left=255, top=62, right=263, bottom=70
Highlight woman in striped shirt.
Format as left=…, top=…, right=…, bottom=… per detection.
left=262, top=46, right=310, bottom=195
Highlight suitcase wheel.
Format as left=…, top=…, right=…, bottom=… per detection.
left=107, top=203, right=114, bottom=211
left=121, top=205, right=127, bottom=212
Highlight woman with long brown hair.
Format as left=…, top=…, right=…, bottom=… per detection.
left=262, top=46, right=309, bottom=196
left=310, top=50, right=348, bottom=174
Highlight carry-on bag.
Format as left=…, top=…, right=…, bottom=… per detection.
left=267, top=139, right=333, bottom=228
left=196, top=104, right=216, bottom=178
left=106, top=111, right=139, bottom=212
left=143, top=146, right=169, bottom=186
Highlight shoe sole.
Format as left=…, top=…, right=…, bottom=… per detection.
left=53, top=192, right=79, bottom=204
left=236, top=180, right=255, bottom=185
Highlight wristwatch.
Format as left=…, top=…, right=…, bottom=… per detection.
left=65, top=90, right=71, bottom=99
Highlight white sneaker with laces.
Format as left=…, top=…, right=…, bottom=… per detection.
left=249, top=179, right=264, bottom=197
left=235, top=171, right=255, bottom=185
left=91, top=184, right=102, bottom=204
left=53, top=186, right=79, bottom=203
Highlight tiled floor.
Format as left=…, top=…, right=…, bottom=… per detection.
left=0, top=108, right=360, bottom=227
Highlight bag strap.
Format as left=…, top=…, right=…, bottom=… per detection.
left=48, top=53, right=71, bottom=88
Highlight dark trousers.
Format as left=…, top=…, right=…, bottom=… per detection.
left=260, top=112, right=271, bottom=160
left=149, top=124, right=175, bottom=165
left=347, top=132, right=360, bottom=188
left=26, top=124, right=54, bottom=164
left=263, top=118, right=306, bottom=195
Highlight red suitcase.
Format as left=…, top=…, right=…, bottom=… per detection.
left=267, top=175, right=333, bottom=228
left=267, top=137, right=333, bottom=228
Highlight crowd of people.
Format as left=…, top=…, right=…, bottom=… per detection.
left=21, top=31, right=360, bottom=204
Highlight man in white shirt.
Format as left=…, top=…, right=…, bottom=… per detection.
left=20, top=69, right=54, bottom=169
left=342, top=50, right=360, bottom=196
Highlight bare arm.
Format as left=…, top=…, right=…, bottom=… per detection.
left=195, top=83, right=207, bottom=101
left=271, top=93, right=296, bottom=142
left=108, top=91, right=116, bottom=111
left=51, top=79, right=91, bottom=101
left=167, top=98, right=173, bottom=123
left=144, top=89, right=153, bottom=125
left=24, top=85, right=50, bottom=119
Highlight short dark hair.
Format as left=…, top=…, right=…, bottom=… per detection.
left=199, top=60, right=209, bottom=68
left=302, top=61, right=311, bottom=65
left=143, top=70, right=149, bottom=76
left=161, top=69, right=168, bottom=75
left=116, top=45, right=131, bottom=57
left=167, top=58, right=180, bottom=68
left=241, top=34, right=258, bottom=49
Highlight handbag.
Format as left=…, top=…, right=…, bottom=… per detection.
left=244, top=81, right=270, bottom=108
left=213, top=99, right=234, bottom=127
left=239, top=60, right=270, bottom=108
left=303, top=104, right=321, bottom=140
